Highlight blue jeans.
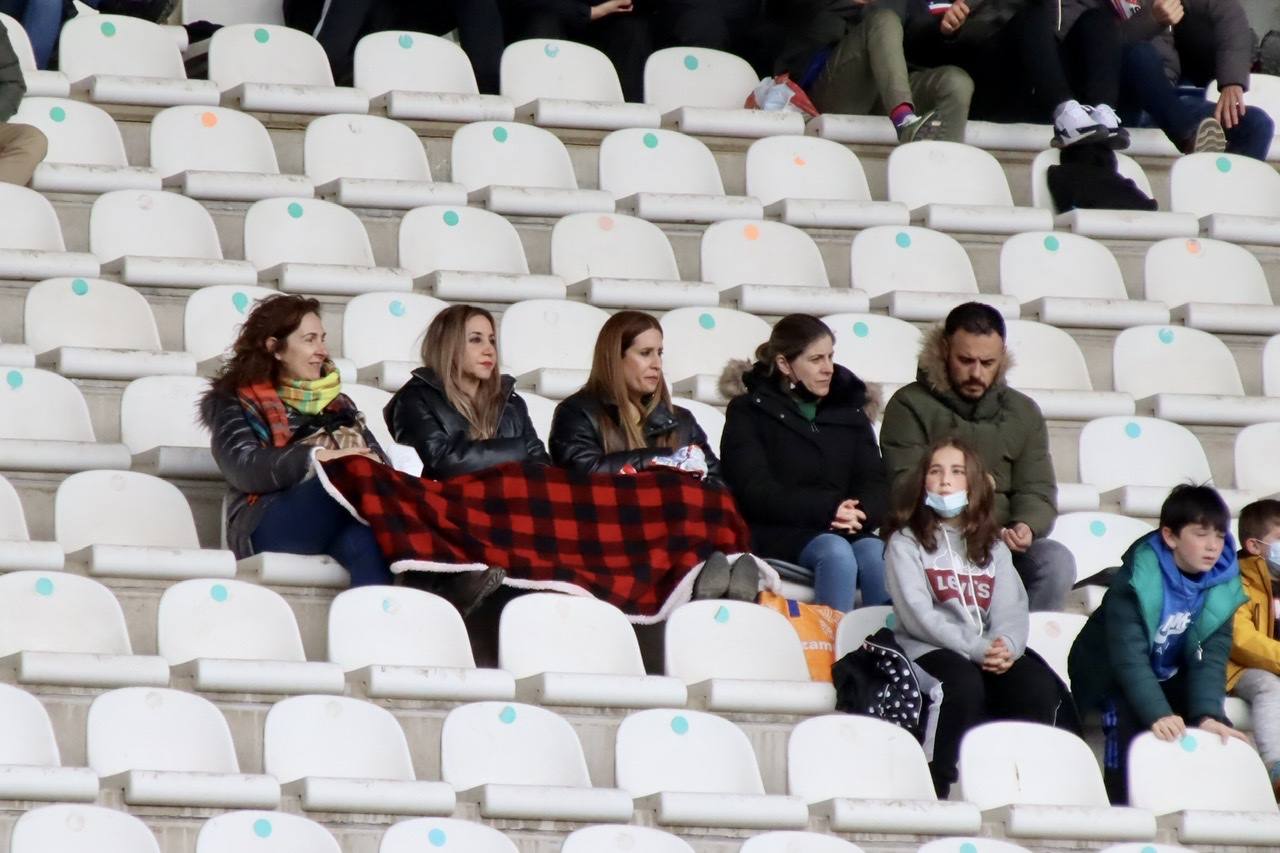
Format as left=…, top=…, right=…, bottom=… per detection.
left=798, top=533, right=889, bottom=612
left=250, top=476, right=393, bottom=587
left=1120, top=40, right=1275, bottom=160
left=0, top=0, right=97, bottom=69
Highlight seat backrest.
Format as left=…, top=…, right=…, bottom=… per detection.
left=208, top=23, right=335, bottom=89
left=379, top=818, right=518, bottom=853
left=304, top=113, right=432, bottom=184
left=1129, top=728, right=1279, bottom=814
left=10, top=805, right=160, bottom=853
left=1235, top=422, right=1280, bottom=493
left=1145, top=237, right=1271, bottom=307
left=440, top=702, right=592, bottom=789
left=120, top=375, right=211, bottom=454
left=12, top=97, right=129, bottom=167
left=197, top=811, right=341, bottom=853
left=1026, top=612, right=1088, bottom=685
left=327, top=585, right=477, bottom=670
left=1266, top=335, right=1280, bottom=397
left=340, top=383, right=424, bottom=477
left=0, top=571, right=133, bottom=656
left=354, top=30, right=479, bottom=97
left=263, top=695, right=416, bottom=783
left=522, top=391, right=556, bottom=444
left=1004, top=319, right=1094, bottom=392
left=740, top=833, right=865, bottom=853
left=1112, top=325, right=1244, bottom=397
left=0, top=367, right=96, bottom=441
left=55, top=469, right=200, bottom=551
left=672, top=397, right=725, bottom=456
left=788, top=713, right=936, bottom=801
left=746, top=135, right=872, bottom=205
left=0, top=13, right=37, bottom=71
left=91, top=189, right=226, bottom=261
left=959, top=721, right=1107, bottom=809
left=643, top=47, right=759, bottom=112
left=561, top=825, right=695, bottom=853
left=999, top=231, right=1126, bottom=301
left=0, top=682, right=64, bottom=766
left=501, top=38, right=624, bottom=105
left=917, top=838, right=1033, bottom=853
left=243, top=197, right=377, bottom=269
left=498, top=592, right=645, bottom=678
left=87, top=687, right=241, bottom=776
left=498, top=299, right=610, bottom=376
left=158, top=578, right=307, bottom=664
left=701, top=219, right=828, bottom=290
left=615, top=708, right=765, bottom=796
left=59, top=13, right=186, bottom=80
left=25, top=276, right=162, bottom=353
left=0, top=474, right=32, bottom=540
left=183, top=0, right=285, bottom=25
left=183, top=284, right=278, bottom=362
left=1030, top=149, right=1152, bottom=209
left=1078, top=416, right=1212, bottom=491
left=342, top=292, right=448, bottom=369
left=850, top=226, right=977, bottom=297
left=665, top=599, right=811, bottom=682
left=0, top=184, right=67, bottom=251
left=1047, top=512, right=1154, bottom=584
left=1095, top=845, right=1199, bottom=853
left=659, top=307, right=771, bottom=385
left=833, top=605, right=896, bottom=658
left=822, top=313, right=922, bottom=385
left=1170, top=152, right=1280, bottom=218
left=598, top=128, right=725, bottom=197
left=451, top=121, right=578, bottom=193
left=887, top=141, right=1014, bottom=207
left=399, top=205, right=530, bottom=276
left=151, top=105, right=280, bottom=176
left=551, top=212, right=682, bottom=282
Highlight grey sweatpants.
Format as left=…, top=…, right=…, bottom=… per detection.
left=1233, top=668, right=1280, bottom=769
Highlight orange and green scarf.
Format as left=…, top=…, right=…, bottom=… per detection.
left=238, top=367, right=346, bottom=448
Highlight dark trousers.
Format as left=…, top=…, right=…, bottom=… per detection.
left=653, top=0, right=760, bottom=52
left=916, top=647, right=1063, bottom=798
left=250, top=476, right=393, bottom=587
left=515, top=8, right=653, bottom=102
left=1100, top=672, right=1190, bottom=805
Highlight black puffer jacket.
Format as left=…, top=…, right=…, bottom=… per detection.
left=0, top=23, right=26, bottom=122
left=383, top=368, right=550, bottom=479
left=549, top=390, right=723, bottom=484
left=719, top=361, right=888, bottom=562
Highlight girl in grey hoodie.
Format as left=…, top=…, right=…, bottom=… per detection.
left=885, top=437, right=1062, bottom=798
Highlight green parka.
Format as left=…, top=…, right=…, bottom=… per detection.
left=0, top=24, right=26, bottom=122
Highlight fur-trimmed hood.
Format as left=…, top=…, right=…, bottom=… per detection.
left=917, top=322, right=1013, bottom=399
left=718, top=359, right=883, bottom=422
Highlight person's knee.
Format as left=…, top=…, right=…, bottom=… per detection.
left=863, top=6, right=904, bottom=39
left=942, top=658, right=986, bottom=707
left=932, top=66, right=974, bottom=106
left=331, top=523, right=391, bottom=586
left=16, top=125, right=48, bottom=162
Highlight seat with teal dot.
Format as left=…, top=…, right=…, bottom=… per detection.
left=196, top=810, right=340, bottom=853
left=500, top=39, right=662, bottom=132
left=822, top=313, right=921, bottom=386
left=341, top=292, right=449, bottom=389
left=182, top=285, right=277, bottom=363
left=1171, top=151, right=1280, bottom=220
left=642, top=47, right=804, bottom=136
left=208, top=23, right=368, bottom=115
left=0, top=367, right=131, bottom=472
left=917, top=838, right=1034, bottom=853
left=833, top=606, right=895, bottom=658
left=379, top=816, right=518, bottom=853
left=659, top=307, right=771, bottom=403
left=1047, top=512, right=1154, bottom=585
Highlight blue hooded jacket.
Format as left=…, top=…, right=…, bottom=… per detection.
left=1149, top=530, right=1239, bottom=680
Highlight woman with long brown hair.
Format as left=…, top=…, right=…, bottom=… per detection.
left=199, top=294, right=393, bottom=587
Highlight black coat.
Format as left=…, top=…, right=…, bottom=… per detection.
left=383, top=368, right=550, bottom=479
left=720, top=363, right=888, bottom=561
left=549, top=390, right=723, bottom=484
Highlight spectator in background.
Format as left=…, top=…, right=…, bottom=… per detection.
left=504, top=0, right=652, bottom=102
left=0, top=0, right=100, bottom=69
left=652, top=0, right=776, bottom=71
left=0, top=21, right=46, bottom=185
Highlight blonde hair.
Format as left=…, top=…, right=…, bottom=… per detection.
left=583, top=311, right=676, bottom=453
left=420, top=305, right=503, bottom=439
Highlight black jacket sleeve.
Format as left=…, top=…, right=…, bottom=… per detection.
left=0, top=25, right=26, bottom=123
left=847, top=419, right=890, bottom=534
left=208, top=396, right=315, bottom=495
left=549, top=398, right=667, bottom=474
left=513, top=0, right=592, bottom=26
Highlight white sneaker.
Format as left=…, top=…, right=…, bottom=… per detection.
left=1085, top=103, right=1131, bottom=150
left=1052, top=99, right=1110, bottom=148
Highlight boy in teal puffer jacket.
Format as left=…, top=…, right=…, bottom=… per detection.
left=1069, top=484, right=1249, bottom=804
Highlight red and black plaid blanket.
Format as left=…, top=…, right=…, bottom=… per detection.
left=317, top=456, right=758, bottom=622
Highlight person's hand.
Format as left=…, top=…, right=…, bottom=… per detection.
left=982, top=637, right=1014, bottom=673
left=1000, top=522, right=1034, bottom=553
left=317, top=447, right=381, bottom=463
left=941, top=0, right=970, bottom=35
left=1215, top=84, right=1246, bottom=129
left=1152, top=0, right=1184, bottom=26
left=831, top=499, right=866, bottom=533
left=1151, top=714, right=1186, bottom=741
left=591, top=0, right=633, bottom=19
left=1199, top=717, right=1250, bottom=744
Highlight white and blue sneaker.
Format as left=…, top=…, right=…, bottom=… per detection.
left=1051, top=99, right=1110, bottom=148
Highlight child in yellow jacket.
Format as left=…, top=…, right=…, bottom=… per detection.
left=1229, top=499, right=1280, bottom=793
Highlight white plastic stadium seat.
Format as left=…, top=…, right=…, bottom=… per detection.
left=851, top=226, right=1017, bottom=321
left=1030, top=149, right=1196, bottom=239
left=822, top=313, right=920, bottom=392
left=265, top=694, right=455, bottom=814
left=1145, top=237, right=1280, bottom=334
left=183, top=0, right=284, bottom=24
left=158, top=578, right=344, bottom=695
left=244, top=197, right=411, bottom=295
left=499, top=593, right=687, bottom=708
left=1048, top=512, right=1154, bottom=584
left=13, top=98, right=160, bottom=193
left=151, top=105, right=314, bottom=201
left=399, top=206, right=566, bottom=304
left=1129, top=728, right=1280, bottom=845
left=354, top=30, right=514, bottom=122
left=87, top=687, right=279, bottom=808
left=304, top=114, right=467, bottom=210
left=1026, top=612, right=1088, bottom=685
left=453, top=121, right=612, bottom=216
left=25, top=277, right=196, bottom=380
left=0, top=13, right=69, bottom=95
left=502, top=299, right=610, bottom=399
left=702, top=219, right=867, bottom=315
left=343, top=292, right=448, bottom=390
left=616, top=708, right=808, bottom=828
left=665, top=600, right=836, bottom=713
left=833, top=605, right=896, bottom=658
left=1004, top=319, right=1135, bottom=419
left=0, top=330, right=32, bottom=368
left=0, top=683, right=98, bottom=801
left=441, top=701, right=634, bottom=822
left=551, top=212, right=716, bottom=310
left=740, top=833, right=865, bottom=853
left=0, top=184, right=98, bottom=280
left=58, top=14, right=219, bottom=106
left=501, top=39, right=660, bottom=130
left=327, top=585, right=515, bottom=701
left=55, top=470, right=236, bottom=580
left=789, top=714, right=981, bottom=835
left=0, top=368, right=130, bottom=472
left=644, top=46, right=803, bottom=137
left=380, top=817, right=518, bottom=853
left=672, top=397, right=725, bottom=455
left=184, top=285, right=277, bottom=367
left=917, top=839, right=1033, bottom=853
left=523, top=392, right=557, bottom=444
left=1267, top=335, right=1280, bottom=397
left=197, top=811, right=340, bottom=853
left=0, top=572, right=168, bottom=688
left=660, top=307, right=771, bottom=405
left=340, top=383, right=424, bottom=476
left=1171, top=152, right=1280, bottom=244
left=208, top=24, right=367, bottom=114
left=0, top=475, right=64, bottom=572
left=120, top=375, right=217, bottom=478
left=1098, top=846, right=1200, bottom=853
left=10, top=805, right=160, bottom=853
left=959, top=721, right=1155, bottom=840
left=599, top=128, right=763, bottom=223
left=561, top=825, right=695, bottom=853
left=1236, top=423, right=1280, bottom=494
left=999, top=231, right=1167, bottom=329
left=887, top=142, right=1053, bottom=234
left=746, top=135, right=909, bottom=228
left=1114, top=325, right=1280, bottom=425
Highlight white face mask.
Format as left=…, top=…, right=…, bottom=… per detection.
left=1266, top=541, right=1280, bottom=573
left=925, top=490, right=968, bottom=518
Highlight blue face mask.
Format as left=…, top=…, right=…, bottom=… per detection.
left=925, top=490, right=968, bottom=518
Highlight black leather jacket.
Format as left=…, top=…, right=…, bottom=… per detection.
left=383, top=367, right=550, bottom=479
left=548, top=390, right=723, bottom=484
